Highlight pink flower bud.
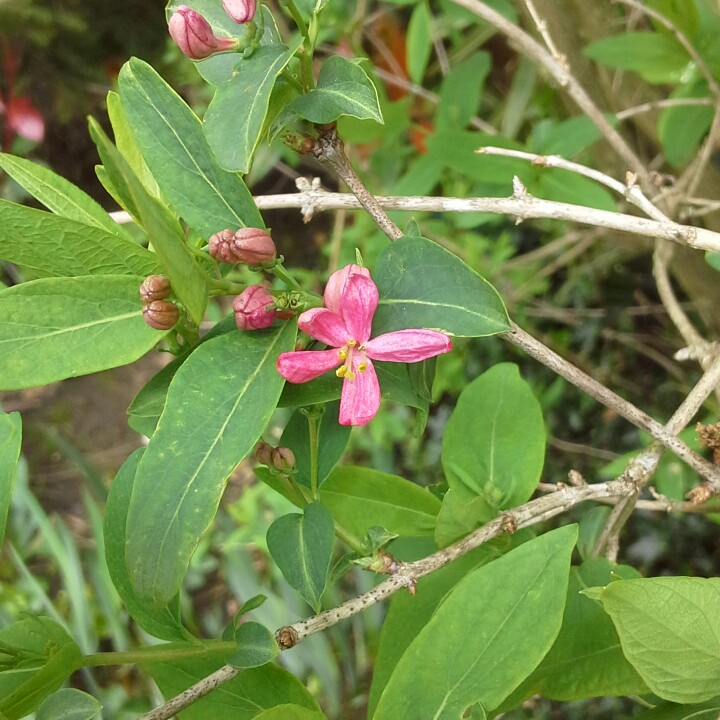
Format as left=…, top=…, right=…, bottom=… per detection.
left=142, top=300, right=180, bottom=330
left=223, top=0, right=257, bottom=23
left=233, top=285, right=277, bottom=330
left=168, top=5, right=237, bottom=60
left=271, top=446, right=296, bottom=472
left=254, top=441, right=274, bottom=465
left=208, top=228, right=276, bottom=265
left=139, top=275, right=172, bottom=303
left=323, top=264, right=371, bottom=315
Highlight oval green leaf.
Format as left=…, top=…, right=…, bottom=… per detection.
left=0, top=411, right=21, bottom=547
left=266, top=502, right=335, bottom=612
left=598, top=577, right=720, bottom=703
left=253, top=707, right=328, bottom=720
left=228, top=622, right=279, bottom=668
left=204, top=42, right=301, bottom=173
left=372, top=235, right=510, bottom=337
left=0, top=276, right=166, bottom=391
left=125, top=320, right=296, bottom=604
left=319, top=466, right=440, bottom=538
left=118, top=57, right=264, bottom=235
left=36, top=689, right=101, bottom=720
left=373, top=525, right=578, bottom=719
left=291, top=56, right=383, bottom=125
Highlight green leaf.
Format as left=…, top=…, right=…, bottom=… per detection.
left=104, top=449, right=190, bottom=640
left=118, top=58, right=264, bottom=235
left=36, top=689, right=101, bottom=720
left=280, top=402, right=351, bottom=488
left=149, top=659, right=322, bottom=719
left=0, top=616, right=83, bottom=719
left=0, top=153, right=131, bottom=239
left=236, top=594, right=267, bottom=616
left=535, top=168, right=616, bottom=212
left=372, top=235, right=511, bottom=337
left=499, top=558, right=647, bottom=707
left=0, top=412, right=22, bottom=547
left=253, top=707, right=328, bottom=720
left=0, top=198, right=160, bottom=278
left=125, top=320, right=296, bottom=605
left=406, top=1, right=432, bottom=84
left=228, top=622, right=279, bottom=668
left=204, top=42, right=301, bottom=173
left=0, top=276, right=166, bottom=391
left=367, top=543, right=501, bottom=717
left=266, top=502, right=335, bottom=612
left=319, top=466, right=440, bottom=538
left=632, top=700, right=720, bottom=720
left=659, top=80, right=714, bottom=167
left=127, top=314, right=238, bottom=436
left=436, top=52, right=490, bottom=131
left=707, top=251, right=720, bottom=272
left=597, top=577, right=720, bottom=703
left=373, top=525, right=578, bottom=719
left=291, top=56, right=383, bottom=124
left=440, top=363, right=545, bottom=528
left=584, top=32, right=690, bottom=84
left=89, top=119, right=208, bottom=324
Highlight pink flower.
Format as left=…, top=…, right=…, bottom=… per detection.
left=223, top=0, right=257, bottom=23
left=168, top=5, right=237, bottom=60
left=277, top=265, right=452, bottom=426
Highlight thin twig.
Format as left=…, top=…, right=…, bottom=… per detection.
left=616, top=98, right=713, bottom=122
left=522, top=0, right=565, bottom=63
left=139, top=478, right=638, bottom=720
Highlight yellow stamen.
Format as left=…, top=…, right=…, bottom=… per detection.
left=338, top=348, right=348, bottom=360
left=336, top=366, right=347, bottom=378
left=347, top=339, right=357, bottom=347
left=345, top=370, right=356, bottom=380
left=357, top=362, right=367, bottom=373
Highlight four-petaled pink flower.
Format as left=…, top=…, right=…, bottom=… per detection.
left=277, top=265, right=452, bottom=426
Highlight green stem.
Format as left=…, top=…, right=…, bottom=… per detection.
left=281, top=68, right=304, bottom=93
left=269, top=260, right=304, bottom=291
left=81, top=640, right=235, bottom=668
left=283, top=0, right=309, bottom=39
left=334, top=521, right=366, bottom=556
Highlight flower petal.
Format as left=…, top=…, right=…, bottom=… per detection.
left=298, top=308, right=349, bottom=347
left=277, top=348, right=341, bottom=383
left=365, top=329, right=452, bottom=362
left=339, top=359, right=380, bottom=426
left=341, top=273, right=378, bottom=343
left=324, top=264, right=370, bottom=314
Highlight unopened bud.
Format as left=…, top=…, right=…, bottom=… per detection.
left=271, top=446, right=295, bottom=472
left=223, top=0, right=257, bottom=23
left=208, top=227, right=276, bottom=266
left=168, top=5, right=237, bottom=60
left=232, top=285, right=277, bottom=330
left=254, top=441, right=274, bottom=465
left=140, top=275, right=171, bottom=303
left=142, top=300, right=180, bottom=330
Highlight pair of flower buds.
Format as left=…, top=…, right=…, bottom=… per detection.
left=168, top=1, right=256, bottom=60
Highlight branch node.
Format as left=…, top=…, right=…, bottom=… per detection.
left=501, top=512, right=519, bottom=534
left=276, top=625, right=299, bottom=649
left=687, top=483, right=715, bottom=504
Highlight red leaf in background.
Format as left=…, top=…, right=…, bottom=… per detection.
left=6, top=96, right=45, bottom=143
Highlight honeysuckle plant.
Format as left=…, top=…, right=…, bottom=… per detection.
left=1, top=0, right=720, bottom=719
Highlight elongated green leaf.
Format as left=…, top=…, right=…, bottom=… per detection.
left=0, top=616, right=83, bottom=719
left=0, top=276, right=166, bottom=391
left=204, top=42, right=301, bottom=173
left=0, top=153, right=130, bottom=239
left=104, top=449, right=190, bottom=640
left=319, top=466, right=440, bottom=538
left=584, top=32, right=689, bottom=84
left=436, top=52, right=490, bottom=131
left=0, top=199, right=160, bottom=278
left=406, top=1, right=432, bottom=84
left=254, top=707, right=328, bottom=720
left=499, top=558, right=647, bottom=707
left=367, top=543, right=500, bottom=717
left=266, top=502, right=334, bottom=612
left=280, top=402, right=351, bottom=488
left=633, top=701, right=720, bottom=720
left=0, top=412, right=21, bottom=546
left=439, top=363, right=545, bottom=539
left=372, top=235, right=511, bottom=337
left=118, top=57, right=264, bottom=235
left=36, top=689, right=101, bottom=720
left=126, top=320, right=296, bottom=604
left=89, top=119, right=208, bottom=324
left=228, top=622, right=279, bottom=668
left=149, top=659, right=321, bottom=719
left=597, top=577, right=720, bottom=703
left=373, top=526, right=577, bottom=719
left=291, top=56, right=383, bottom=124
